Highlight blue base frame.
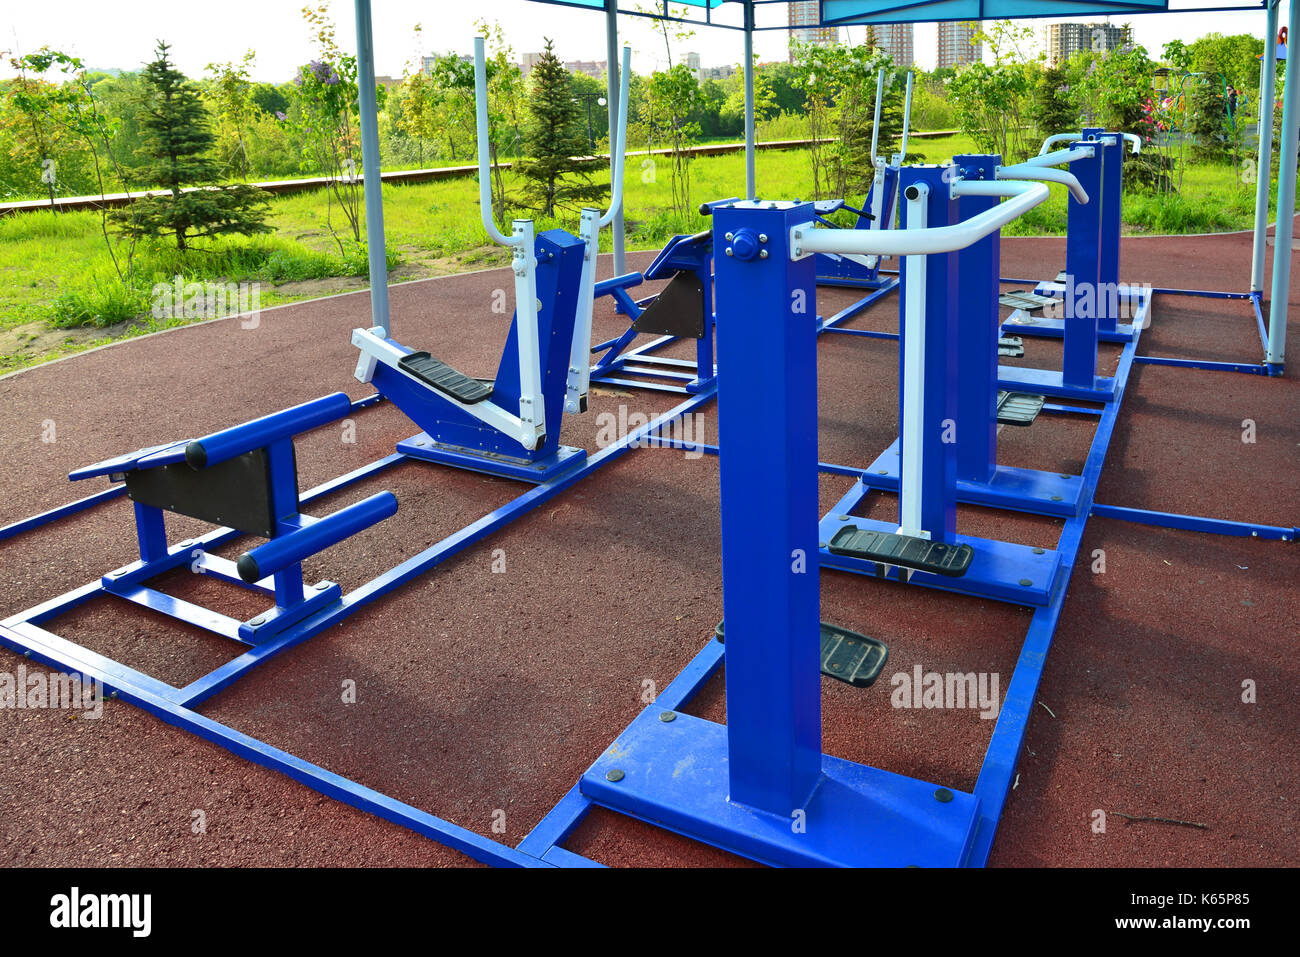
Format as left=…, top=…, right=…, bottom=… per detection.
left=397, top=433, right=587, bottom=483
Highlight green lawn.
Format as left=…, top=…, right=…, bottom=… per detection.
left=0, top=136, right=1290, bottom=371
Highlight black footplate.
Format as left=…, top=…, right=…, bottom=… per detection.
left=828, top=526, right=974, bottom=578
left=712, top=620, right=889, bottom=688
left=998, top=335, right=1024, bottom=357
left=996, top=390, right=1045, bottom=427
left=398, top=352, right=493, bottom=404
left=1055, top=270, right=1069, bottom=283
left=999, top=290, right=1058, bottom=311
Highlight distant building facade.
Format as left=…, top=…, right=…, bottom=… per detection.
left=788, top=1, right=839, bottom=61
left=1047, top=22, right=1133, bottom=65
left=936, top=21, right=982, bottom=70
left=518, top=53, right=607, bottom=79
left=872, top=23, right=914, bottom=69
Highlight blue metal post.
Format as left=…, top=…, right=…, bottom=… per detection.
left=898, top=166, right=958, bottom=542
left=953, top=155, right=999, bottom=486
left=354, top=0, right=390, bottom=336
left=714, top=201, right=821, bottom=814
left=1098, top=132, right=1123, bottom=333
left=1064, top=132, right=1103, bottom=389
left=133, top=503, right=168, bottom=564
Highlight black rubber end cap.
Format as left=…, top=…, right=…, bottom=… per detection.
left=698, top=202, right=712, bottom=216
left=578, top=396, right=588, bottom=414
left=904, top=185, right=921, bottom=201
left=236, top=552, right=261, bottom=584
left=184, top=441, right=208, bottom=470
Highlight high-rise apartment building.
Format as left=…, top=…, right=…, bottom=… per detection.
left=871, top=23, right=914, bottom=69
left=1047, top=22, right=1133, bottom=65
left=936, top=21, right=982, bottom=70
left=788, top=1, right=839, bottom=61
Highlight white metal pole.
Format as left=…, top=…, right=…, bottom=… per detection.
left=1267, top=0, right=1300, bottom=367
left=1252, top=0, right=1281, bottom=293
left=605, top=0, right=626, bottom=274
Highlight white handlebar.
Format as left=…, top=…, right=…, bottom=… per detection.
left=793, top=180, right=1049, bottom=259
left=474, top=37, right=520, bottom=248
left=598, top=45, right=632, bottom=229
left=997, top=163, right=1089, bottom=204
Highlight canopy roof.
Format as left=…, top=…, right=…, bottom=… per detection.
left=525, top=0, right=1268, bottom=29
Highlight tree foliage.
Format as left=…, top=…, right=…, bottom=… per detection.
left=513, top=39, right=607, bottom=217
left=111, top=41, right=270, bottom=251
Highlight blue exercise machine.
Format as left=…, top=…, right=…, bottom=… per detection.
left=352, top=39, right=633, bottom=482
left=998, top=129, right=1145, bottom=402
left=61, top=393, right=397, bottom=645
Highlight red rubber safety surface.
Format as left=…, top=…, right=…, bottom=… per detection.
left=0, top=221, right=1297, bottom=868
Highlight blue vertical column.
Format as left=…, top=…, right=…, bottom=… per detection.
left=1097, top=132, right=1123, bottom=333
left=1063, top=131, right=1103, bottom=389
left=952, top=155, right=999, bottom=486
left=898, top=167, right=958, bottom=543
left=713, top=201, right=822, bottom=815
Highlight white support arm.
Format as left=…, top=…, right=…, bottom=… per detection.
left=996, top=163, right=1089, bottom=204
left=474, top=36, right=544, bottom=448
left=1122, top=132, right=1142, bottom=154
left=899, top=71, right=913, bottom=161
left=897, top=182, right=929, bottom=546
left=567, top=45, right=632, bottom=414
left=351, top=327, right=535, bottom=446
left=791, top=180, right=1050, bottom=260
left=869, top=68, right=884, bottom=168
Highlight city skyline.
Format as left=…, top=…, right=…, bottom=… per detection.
left=0, top=1, right=1279, bottom=81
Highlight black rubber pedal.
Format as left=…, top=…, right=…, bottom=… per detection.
left=999, top=290, right=1058, bottom=311
left=711, top=620, right=889, bottom=688
left=398, top=352, right=493, bottom=404
left=996, top=390, right=1045, bottom=427
left=819, top=622, right=889, bottom=688
left=827, top=526, right=973, bottom=578
left=998, top=335, right=1024, bottom=358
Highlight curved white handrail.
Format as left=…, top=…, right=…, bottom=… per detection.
left=1122, top=132, right=1143, bottom=154
left=1038, top=132, right=1079, bottom=155
left=474, top=37, right=521, bottom=249
left=869, top=69, right=884, bottom=168
left=899, top=71, right=913, bottom=160
left=793, top=181, right=1049, bottom=258
left=997, top=163, right=1089, bottom=204
left=598, top=45, right=632, bottom=229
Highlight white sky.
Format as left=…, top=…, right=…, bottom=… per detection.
left=0, top=1, right=1285, bottom=80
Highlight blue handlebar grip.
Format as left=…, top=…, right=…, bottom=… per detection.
left=236, top=491, right=398, bottom=583
left=186, top=392, right=353, bottom=470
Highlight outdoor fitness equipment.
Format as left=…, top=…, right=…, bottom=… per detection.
left=998, top=128, right=1144, bottom=402
left=60, top=393, right=397, bottom=645
left=352, top=39, right=632, bottom=483
left=855, top=154, right=1102, bottom=520
left=580, top=178, right=1056, bottom=867
left=814, top=69, right=914, bottom=294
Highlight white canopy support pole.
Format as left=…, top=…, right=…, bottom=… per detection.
left=1252, top=0, right=1281, bottom=294
left=1268, top=0, right=1300, bottom=368
left=605, top=0, right=626, bottom=275
left=743, top=0, right=756, bottom=199
left=353, top=0, right=390, bottom=336
left=899, top=71, right=914, bottom=162
left=870, top=69, right=884, bottom=168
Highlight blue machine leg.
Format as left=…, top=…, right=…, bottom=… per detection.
left=579, top=200, right=981, bottom=867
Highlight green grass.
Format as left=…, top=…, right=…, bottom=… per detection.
left=1, top=136, right=1292, bottom=372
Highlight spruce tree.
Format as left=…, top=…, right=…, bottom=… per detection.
left=1033, top=64, right=1077, bottom=145
left=113, top=41, right=270, bottom=250
left=514, top=39, right=607, bottom=218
